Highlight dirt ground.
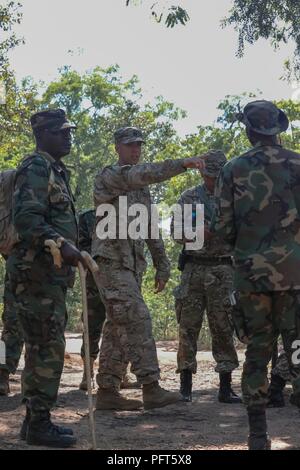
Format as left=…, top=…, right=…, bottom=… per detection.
left=0, top=340, right=299, bottom=451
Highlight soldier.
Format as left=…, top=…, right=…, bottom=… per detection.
left=0, top=266, right=24, bottom=395
left=92, top=126, right=205, bottom=411
left=6, top=109, right=84, bottom=447
left=78, top=209, right=139, bottom=390
left=212, top=100, right=300, bottom=450
left=171, top=150, right=241, bottom=403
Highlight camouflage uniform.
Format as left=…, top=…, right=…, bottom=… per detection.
left=0, top=268, right=24, bottom=374
left=79, top=209, right=138, bottom=389
left=271, top=350, right=290, bottom=382
left=78, top=209, right=106, bottom=360
left=172, top=151, right=239, bottom=375
left=92, top=128, right=187, bottom=390
left=7, top=112, right=78, bottom=413
left=212, top=101, right=300, bottom=411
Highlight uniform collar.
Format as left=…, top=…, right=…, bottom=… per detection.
left=202, top=183, right=214, bottom=196
left=35, top=149, right=57, bottom=164
left=35, top=149, right=69, bottom=175
left=253, top=141, right=282, bottom=150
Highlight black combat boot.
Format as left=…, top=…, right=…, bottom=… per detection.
left=20, top=406, right=74, bottom=440
left=267, top=374, right=286, bottom=408
left=26, top=410, right=76, bottom=448
left=247, top=407, right=271, bottom=450
left=218, top=372, right=242, bottom=404
left=20, top=406, right=31, bottom=440
left=180, top=370, right=192, bottom=402
left=290, top=392, right=300, bottom=407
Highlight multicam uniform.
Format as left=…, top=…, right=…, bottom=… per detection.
left=172, top=183, right=239, bottom=375
left=79, top=209, right=141, bottom=389
left=93, top=159, right=187, bottom=390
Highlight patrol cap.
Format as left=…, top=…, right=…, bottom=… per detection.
left=30, top=109, right=77, bottom=132
left=202, top=150, right=227, bottom=177
left=239, top=100, right=289, bottom=136
left=114, top=127, right=145, bottom=144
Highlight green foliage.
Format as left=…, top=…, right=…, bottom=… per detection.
left=223, top=0, right=300, bottom=79
left=156, top=5, right=190, bottom=28
left=0, top=1, right=23, bottom=69
left=39, top=65, right=185, bottom=210
left=0, top=67, right=39, bottom=168
left=275, top=99, right=300, bottom=151
left=126, top=1, right=189, bottom=28
left=143, top=238, right=181, bottom=340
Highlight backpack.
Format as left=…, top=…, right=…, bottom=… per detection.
left=0, top=169, right=19, bottom=256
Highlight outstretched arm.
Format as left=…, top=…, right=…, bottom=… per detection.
left=94, top=157, right=205, bottom=205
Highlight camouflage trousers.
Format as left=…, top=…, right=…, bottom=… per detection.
left=95, top=258, right=160, bottom=390
left=239, top=291, right=300, bottom=410
left=174, top=263, right=239, bottom=374
left=0, top=271, right=24, bottom=374
left=7, top=253, right=71, bottom=413
left=80, top=271, right=106, bottom=359
left=272, top=350, right=291, bottom=382
left=80, top=272, right=133, bottom=381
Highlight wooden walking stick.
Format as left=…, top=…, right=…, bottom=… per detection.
left=78, top=259, right=97, bottom=450
left=79, top=251, right=112, bottom=451
left=45, top=239, right=97, bottom=450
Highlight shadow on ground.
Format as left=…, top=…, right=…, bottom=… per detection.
left=1, top=353, right=300, bottom=450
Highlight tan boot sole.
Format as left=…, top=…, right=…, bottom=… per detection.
left=95, top=397, right=143, bottom=411
left=144, top=395, right=181, bottom=410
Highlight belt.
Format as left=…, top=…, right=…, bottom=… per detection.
left=185, top=255, right=233, bottom=266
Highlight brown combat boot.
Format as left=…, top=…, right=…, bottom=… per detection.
left=95, top=388, right=143, bottom=411
left=120, top=373, right=141, bottom=390
left=143, top=381, right=182, bottom=410
left=79, top=358, right=95, bottom=391
left=0, top=369, right=10, bottom=396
